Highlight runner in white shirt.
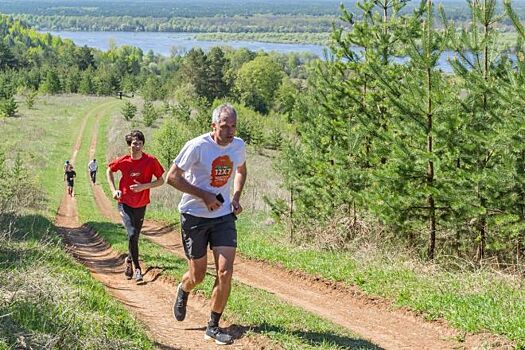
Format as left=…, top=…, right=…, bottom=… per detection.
left=88, top=159, right=98, bottom=184
left=166, top=103, right=247, bottom=345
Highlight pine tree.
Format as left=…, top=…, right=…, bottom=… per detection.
left=39, top=69, right=61, bottom=94
left=278, top=0, right=418, bottom=227
left=0, top=97, right=17, bottom=118
left=207, top=47, right=229, bottom=101
left=449, top=0, right=512, bottom=261
left=122, top=101, right=137, bottom=121
left=78, top=68, right=95, bottom=95
left=181, top=48, right=210, bottom=103
left=367, top=0, right=457, bottom=259
left=142, top=100, right=158, bottom=127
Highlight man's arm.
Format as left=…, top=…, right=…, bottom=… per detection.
left=129, top=175, right=165, bottom=192
left=106, top=167, right=121, bottom=199
left=232, top=162, right=247, bottom=215
left=166, top=163, right=222, bottom=211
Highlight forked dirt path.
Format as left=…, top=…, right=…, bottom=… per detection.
left=85, top=108, right=507, bottom=349
left=56, top=104, right=267, bottom=350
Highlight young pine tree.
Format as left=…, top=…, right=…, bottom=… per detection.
left=122, top=101, right=137, bottom=121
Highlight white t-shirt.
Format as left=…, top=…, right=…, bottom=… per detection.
left=174, top=133, right=246, bottom=218
left=88, top=161, right=98, bottom=172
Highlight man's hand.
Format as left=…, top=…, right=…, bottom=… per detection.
left=232, top=198, right=243, bottom=215
left=113, top=190, right=122, bottom=199
left=203, top=192, right=223, bottom=212
left=129, top=179, right=146, bottom=192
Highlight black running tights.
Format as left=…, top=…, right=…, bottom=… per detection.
left=118, top=203, right=146, bottom=269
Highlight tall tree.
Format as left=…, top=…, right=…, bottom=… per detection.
left=180, top=48, right=210, bottom=102
left=369, top=0, right=455, bottom=259
left=450, top=0, right=511, bottom=261
left=234, top=55, right=283, bottom=114
left=206, top=47, right=229, bottom=101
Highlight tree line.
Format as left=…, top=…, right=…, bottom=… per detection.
left=13, top=14, right=346, bottom=34
left=0, top=0, right=358, bottom=18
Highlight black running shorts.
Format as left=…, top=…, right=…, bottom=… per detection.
left=180, top=213, right=237, bottom=259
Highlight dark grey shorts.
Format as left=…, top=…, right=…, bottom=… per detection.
left=180, top=213, right=237, bottom=259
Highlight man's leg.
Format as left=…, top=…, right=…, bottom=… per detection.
left=203, top=246, right=236, bottom=345
left=174, top=213, right=210, bottom=321
left=174, top=254, right=207, bottom=321
left=182, top=255, right=208, bottom=291
left=210, top=246, right=236, bottom=313
left=119, top=204, right=145, bottom=281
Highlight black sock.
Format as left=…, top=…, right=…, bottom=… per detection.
left=208, top=311, right=222, bottom=328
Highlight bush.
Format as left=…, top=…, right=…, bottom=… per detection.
left=23, top=90, right=38, bottom=109
left=0, top=152, right=41, bottom=213
left=0, top=97, right=17, bottom=118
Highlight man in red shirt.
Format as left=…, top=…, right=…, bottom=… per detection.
left=107, top=130, right=165, bottom=283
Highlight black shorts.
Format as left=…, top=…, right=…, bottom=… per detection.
left=180, top=213, right=237, bottom=259
left=67, top=180, right=74, bottom=187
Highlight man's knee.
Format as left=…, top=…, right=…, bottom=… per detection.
left=189, top=270, right=206, bottom=285
left=127, top=229, right=140, bottom=240
left=216, top=267, right=233, bottom=284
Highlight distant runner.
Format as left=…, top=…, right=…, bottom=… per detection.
left=88, top=158, right=98, bottom=184
left=167, top=104, right=247, bottom=345
left=64, top=165, right=76, bottom=197
left=106, top=130, right=165, bottom=284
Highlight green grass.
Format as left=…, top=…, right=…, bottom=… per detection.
left=0, top=95, right=154, bottom=349
left=194, top=31, right=330, bottom=45
left=8, top=94, right=523, bottom=349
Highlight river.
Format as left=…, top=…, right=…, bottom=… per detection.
left=47, top=31, right=328, bottom=57
left=47, top=31, right=462, bottom=71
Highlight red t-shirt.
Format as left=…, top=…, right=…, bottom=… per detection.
left=108, top=152, right=165, bottom=208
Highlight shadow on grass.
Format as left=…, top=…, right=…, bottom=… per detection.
left=230, top=322, right=383, bottom=350
left=0, top=213, right=59, bottom=270
left=84, top=220, right=187, bottom=269
left=0, top=213, right=56, bottom=242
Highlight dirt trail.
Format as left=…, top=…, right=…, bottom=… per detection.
left=56, top=106, right=266, bottom=350
left=84, top=110, right=505, bottom=349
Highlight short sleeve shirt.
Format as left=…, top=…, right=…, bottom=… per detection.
left=175, top=133, right=246, bottom=218
left=88, top=161, right=98, bottom=172
left=108, top=152, right=164, bottom=208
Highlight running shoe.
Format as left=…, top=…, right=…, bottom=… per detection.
left=173, top=283, right=188, bottom=321
left=204, top=326, right=233, bottom=345
left=124, top=257, right=133, bottom=280
left=134, top=268, right=143, bottom=283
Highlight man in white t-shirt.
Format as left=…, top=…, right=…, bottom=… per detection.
left=88, top=159, right=98, bottom=184
left=166, top=103, right=247, bottom=345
